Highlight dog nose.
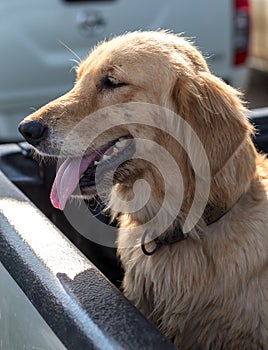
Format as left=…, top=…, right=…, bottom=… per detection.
left=18, top=121, right=48, bottom=146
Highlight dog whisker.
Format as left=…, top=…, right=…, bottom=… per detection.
left=58, top=39, right=82, bottom=63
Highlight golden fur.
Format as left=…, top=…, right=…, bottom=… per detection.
left=21, top=31, right=268, bottom=349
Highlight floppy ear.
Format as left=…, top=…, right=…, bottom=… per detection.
left=173, top=71, right=254, bottom=175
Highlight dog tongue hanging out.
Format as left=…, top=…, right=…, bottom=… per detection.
left=50, top=157, right=91, bottom=210
left=19, top=31, right=268, bottom=349
left=50, top=135, right=134, bottom=210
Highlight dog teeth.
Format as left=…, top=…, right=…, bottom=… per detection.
left=116, top=139, right=128, bottom=148
left=94, top=138, right=130, bottom=166
left=102, top=154, right=111, bottom=161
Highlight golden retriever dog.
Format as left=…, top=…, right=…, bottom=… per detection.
left=19, top=31, right=268, bottom=349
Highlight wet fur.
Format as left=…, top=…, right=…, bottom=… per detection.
left=21, top=31, right=268, bottom=349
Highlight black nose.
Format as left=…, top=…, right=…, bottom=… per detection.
left=18, top=121, right=48, bottom=146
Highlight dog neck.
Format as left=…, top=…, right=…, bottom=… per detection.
left=140, top=198, right=240, bottom=256
left=139, top=155, right=260, bottom=256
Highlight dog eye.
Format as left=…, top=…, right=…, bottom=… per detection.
left=100, top=75, right=128, bottom=90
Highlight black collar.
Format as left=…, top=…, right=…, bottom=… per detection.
left=141, top=203, right=231, bottom=256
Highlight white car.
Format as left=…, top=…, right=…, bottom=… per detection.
left=0, top=0, right=250, bottom=141
left=249, top=0, right=268, bottom=72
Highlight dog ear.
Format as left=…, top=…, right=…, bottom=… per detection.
left=173, top=71, right=254, bottom=175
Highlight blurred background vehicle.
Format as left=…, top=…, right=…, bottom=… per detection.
left=245, top=0, right=268, bottom=109
left=0, top=0, right=250, bottom=142
left=249, top=0, right=268, bottom=72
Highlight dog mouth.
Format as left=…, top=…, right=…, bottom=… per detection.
left=50, top=135, right=135, bottom=210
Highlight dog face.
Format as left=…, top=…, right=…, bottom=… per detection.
left=18, top=31, right=255, bottom=219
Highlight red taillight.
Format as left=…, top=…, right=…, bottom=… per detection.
left=234, top=0, right=250, bottom=65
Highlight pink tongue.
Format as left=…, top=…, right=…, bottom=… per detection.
left=50, top=154, right=96, bottom=210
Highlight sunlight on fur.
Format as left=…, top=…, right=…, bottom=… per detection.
left=19, top=31, right=268, bottom=349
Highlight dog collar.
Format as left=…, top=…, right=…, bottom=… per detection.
left=141, top=203, right=230, bottom=256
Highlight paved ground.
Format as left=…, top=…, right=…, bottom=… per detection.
left=245, top=69, right=268, bottom=109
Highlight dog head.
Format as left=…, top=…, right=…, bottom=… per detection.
left=18, top=31, right=256, bottom=228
